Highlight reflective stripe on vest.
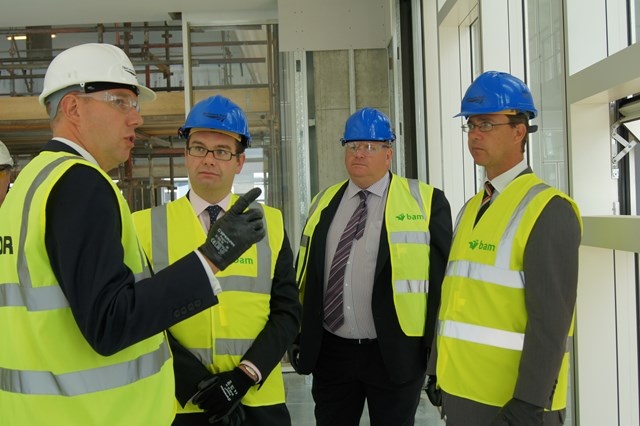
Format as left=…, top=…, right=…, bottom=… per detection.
left=0, top=339, right=170, bottom=396
left=439, top=319, right=573, bottom=353
left=439, top=319, right=524, bottom=351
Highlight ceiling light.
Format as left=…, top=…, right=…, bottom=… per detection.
left=6, top=34, right=56, bottom=41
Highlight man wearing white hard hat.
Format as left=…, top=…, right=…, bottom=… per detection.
left=0, top=140, right=13, bottom=207
left=0, top=43, right=265, bottom=426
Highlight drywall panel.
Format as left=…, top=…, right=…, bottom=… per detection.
left=566, top=0, right=608, bottom=75
left=278, top=0, right=391, bottom=51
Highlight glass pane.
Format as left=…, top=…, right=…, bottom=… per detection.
left=526, top=0, right=568, bottom=193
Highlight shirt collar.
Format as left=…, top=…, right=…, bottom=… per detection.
left=487, top=159, right=528, bottom=194
left=52, top=137, right=99, bottom=166
left=189, top=190, right=231, bottom=217
left=347, top=172, right=390, bottom=199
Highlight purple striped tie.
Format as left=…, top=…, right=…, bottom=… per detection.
left=324, top=190, right=369, bottom=331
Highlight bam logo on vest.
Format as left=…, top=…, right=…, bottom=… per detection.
left=0, top=235, right=13, bottom=255
left=395, top=213, right=424, bottom=221
left=468, top=239, right=495, bottom=252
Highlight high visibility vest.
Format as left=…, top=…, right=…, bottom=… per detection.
left=437, top=174, right=582, bottom=410
left=0, top=151, right=174, bottom=426
left=296, top=175, right=434, bottom=336
left=132, top=194, right=286, bottom=412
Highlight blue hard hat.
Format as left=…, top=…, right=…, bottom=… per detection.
left=341, top=107, right=396, bottom=145
left=179, top=95, right=251, bottom=147
left=455, top=71, right=538, bottom=119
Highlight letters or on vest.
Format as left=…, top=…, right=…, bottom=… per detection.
left=297, top=175, right=434, bottom=336
left=437, top=173, right=582, bottom=411
left=0, top=152, right=174, bottom=425
left=132, top=194, right=286, bottom=412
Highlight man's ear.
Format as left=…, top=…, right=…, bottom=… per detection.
left=59, top=94, right=82, bottom=124
left=513, top=123, right=526, bottom=145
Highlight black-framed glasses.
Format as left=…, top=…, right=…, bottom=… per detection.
left=76, top=91, right=140, bottom=113
left=344, top=141, right=391, bottom=156
left=461, top=122, right=513, bottom=133
left=187, top=146, right=239, bottom=161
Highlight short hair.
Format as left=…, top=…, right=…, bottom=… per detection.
left=507, top=113, right=530, bottom=153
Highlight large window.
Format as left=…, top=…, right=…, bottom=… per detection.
left=526, top=0, right=568, bottom=193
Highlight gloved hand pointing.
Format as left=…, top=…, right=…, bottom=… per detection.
left=199, top=188, right=265, bottom=271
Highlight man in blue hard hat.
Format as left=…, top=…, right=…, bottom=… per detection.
left=132, top=95, right=301, bottom=426
left=290, top=107, right=453, bottom=425
left=426, top=71, right=582, bottom=426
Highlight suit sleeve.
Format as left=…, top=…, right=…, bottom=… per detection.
left=514, top=196, right=581, bottom=408
left=168, top=331, right=214, bottom=406
left=46, top=165, right=218, bottom=356
left=242, top=230, right=302, bottom=381
left=425, top=188, right=453, bottom=348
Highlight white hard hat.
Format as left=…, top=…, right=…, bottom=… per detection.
left=0, top=140, right=13, bottom=167
left=38, top=43, right=156, bottom=108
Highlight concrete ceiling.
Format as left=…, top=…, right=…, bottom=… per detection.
left=0, top=0, right=278, bottom=27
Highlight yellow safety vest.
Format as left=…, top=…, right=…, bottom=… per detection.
left=0, top=151, right=174, bottom=426
left=437, top=174, right=582, bottom=410
left=296, top=175, right=434, bottom=336
left=132, top=194, right=286, bottom=413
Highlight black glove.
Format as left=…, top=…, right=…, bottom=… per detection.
left=425, top=375, right=442, bottom=407
left=287, top=342, right=301, bottom=373
left=192, top=368, right=255, bottom=424
left=199, top=188, right=265, bottom=271
left=213, top=403, right=246, bottom=426
left=490, top=398, right=544, bottom=426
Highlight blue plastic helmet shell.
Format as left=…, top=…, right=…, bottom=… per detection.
left=455, top=71, right=538, bottom=119
left=341, top=107, right=396, bottom=144
left=179, top=95, right=251, bottom=147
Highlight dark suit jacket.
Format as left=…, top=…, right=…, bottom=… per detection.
left=297, top=174, right=452, bottom=384
left=42, top=140, right=218, bottom=356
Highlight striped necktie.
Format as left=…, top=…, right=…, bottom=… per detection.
left=474, top=182, right=494, bottom=225
left=324, top=190, right=369, bottom=332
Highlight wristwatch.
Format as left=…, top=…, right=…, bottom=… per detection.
left=239, top=363, right=259, bottom=383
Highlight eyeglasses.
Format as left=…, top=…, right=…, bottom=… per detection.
left=344, top=142, right=390, bottom=156
left=187, top=146, right=239, bottom=161
left=77, top=91, right=140, bottom=113
left=461, top=122, right=513, bottom=133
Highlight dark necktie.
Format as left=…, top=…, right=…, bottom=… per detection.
left=475, top=182, right=494, bottom=225
left=206, top=205, right=222, bottom=230
left=324, top=190, right=369, bottom=332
